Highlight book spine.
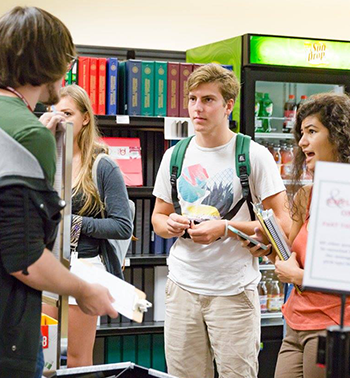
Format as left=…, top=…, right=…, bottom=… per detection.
left=154, top=61, right=167, bottom=116
left=179, top=63, right=193, bottom=117
left=97, top=58, right=106, bottom=115
left=192, top=63, right=204, bottom=71
left=118, top=61, right=127, bottom=115
left=77, top=56, right=91, bottom=94
left=126, top=60, right=141, bottom=115
left=142, top=199, right=151, bottom=255
left=141, top=61, right=155, bottom=116
left=89, top=57, right=98, bottom=114
left=135, top=199, right=143, bottom=255
left=106, top=57, right=118, bottom=115
left=166, top=62, right=180, bottom=117
left=143, top=267, right=154, bottom=322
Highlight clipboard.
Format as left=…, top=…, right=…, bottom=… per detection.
left=70, top=259, right=152, bottom=323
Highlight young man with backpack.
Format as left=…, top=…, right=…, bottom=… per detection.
left=152, top=64, right=291, bottom=378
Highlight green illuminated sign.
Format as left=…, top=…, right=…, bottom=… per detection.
left=250, top=35, right=350, bottom=70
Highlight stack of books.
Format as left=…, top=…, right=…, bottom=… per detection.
left=253, top=202, right=303, bottom=294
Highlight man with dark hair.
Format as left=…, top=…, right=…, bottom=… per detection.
left=0, top=6, right=118, bottom=378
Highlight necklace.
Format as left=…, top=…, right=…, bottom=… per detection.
left=5, top=86, right=33, bottom=112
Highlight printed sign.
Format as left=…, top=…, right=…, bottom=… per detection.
left=303, top=161, right=350, bottom=294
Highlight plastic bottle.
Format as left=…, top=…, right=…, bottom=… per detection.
left=281, top=142, right=294, bottom=179
left=268, top=280, right=281, bottom=312
left=283, top=94, right=297, bottom=133
left=273, top=143, right=282, bottom=174
left=297, top=95, right=308, bottom=110
left=255, top=92, right=264, bottom=132
left=260, top=93, right=273, bottom=132
left=258, top=281, right=268, bottom=313
left=265, top=277, right=273, bottom=312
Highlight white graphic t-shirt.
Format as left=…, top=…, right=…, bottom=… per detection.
left=153, top=134, right=285, bottom=296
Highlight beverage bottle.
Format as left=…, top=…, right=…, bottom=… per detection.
left=258, top=280, right=268, bottom=313
left=268, top=280, right=281, bottom=312
left=260, top=93, right=273, bottom=132
left=281, top=142, right=294, bottom=179
left=255, top=92, right=264, bottom=132
left=273, top=143, right=282, bottom=174
left=283, top=94, right=297, bottom=133
left=297, top=95, right=307, bottom=110
left=265, top=277, right=273, bottom=312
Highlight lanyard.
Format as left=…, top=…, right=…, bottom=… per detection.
left=5, top=86, right=33, bottom=112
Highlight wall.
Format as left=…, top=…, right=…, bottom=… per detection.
left=1, top=0, right=349, bottom=51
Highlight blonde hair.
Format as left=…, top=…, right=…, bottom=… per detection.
left=60, top=84, right=108, bottom=216
left=187, top=63, right=240, bottom=103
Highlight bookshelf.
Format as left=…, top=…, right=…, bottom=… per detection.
left=49, top=44, right=284, bottom=377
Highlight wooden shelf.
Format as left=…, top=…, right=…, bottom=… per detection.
left=124, top=254, right=167, bottom=267
left=127, top=186, right=154, bottom=199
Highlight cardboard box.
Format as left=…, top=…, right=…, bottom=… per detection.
left=41, top=314, right=58, bottom=371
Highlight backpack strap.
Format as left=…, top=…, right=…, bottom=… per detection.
left=223, top=133, right=255, bottom=221
left=169, top=134, right=254, bottom=221
left=170, top=136, right=194, bottom=215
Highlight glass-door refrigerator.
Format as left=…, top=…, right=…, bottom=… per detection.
left=187, top=33, right=350, bottom=180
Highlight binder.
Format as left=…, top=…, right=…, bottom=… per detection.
left=253, top=203, right=303, bottom=294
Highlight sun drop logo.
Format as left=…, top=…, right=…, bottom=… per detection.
left=305, top=42, right=328, bottom=66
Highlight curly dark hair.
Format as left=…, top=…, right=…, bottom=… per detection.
left=290, top=92, right=350, bottom=216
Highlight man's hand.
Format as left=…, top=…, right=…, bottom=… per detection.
left=275, top=252, right=303, bottom=285
left=39, top=111, right=66, bottom=135
left=240, top=227, right=272, bottom=258
left=166, top=213, right=190, bottom=237
left=187, top=220, right=224, bottom=244
left=75, top=282, right=119, bottom=318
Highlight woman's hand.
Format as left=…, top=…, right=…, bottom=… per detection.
left=274, top=252, right=304, bottom=285
left=39, top=111, right=66, bottom=135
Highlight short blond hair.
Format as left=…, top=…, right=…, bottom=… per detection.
left=187, top=63, right=240, bottom=103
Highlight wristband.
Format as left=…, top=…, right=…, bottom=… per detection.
left=265, top=249, right=273, bottom=257
left=223, top=220, right=228, bottom=238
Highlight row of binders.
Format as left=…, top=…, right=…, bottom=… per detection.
left=253, top=203, right=303, bottom=294
left=64, top=57, right=233, bottom=116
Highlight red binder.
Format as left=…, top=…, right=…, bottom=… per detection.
left=102, top=137, right=143, bottom=186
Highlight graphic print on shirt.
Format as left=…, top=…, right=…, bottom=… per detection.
left=178, top=164, right=234, bottom=221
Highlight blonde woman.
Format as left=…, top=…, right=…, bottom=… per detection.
left=42, top=84, right=133, bottom=367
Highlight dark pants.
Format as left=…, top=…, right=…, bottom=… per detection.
left=33, top=335, right=44, bottom=378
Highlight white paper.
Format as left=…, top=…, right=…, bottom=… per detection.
left=70, top=259, right=137, bottom=319
left=303, top=161, right=350, bottom=293
left=116, top=115, right=130, bottom=124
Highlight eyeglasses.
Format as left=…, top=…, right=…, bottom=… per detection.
left=67, top=53, right=78, bottom=73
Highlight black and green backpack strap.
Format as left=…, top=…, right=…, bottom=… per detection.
left=224, top=133, right=255, bottom=221
left=170, top=136, right=194, bottom=215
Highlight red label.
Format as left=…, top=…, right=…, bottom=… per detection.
left=41, top=325, right=49, bottom=349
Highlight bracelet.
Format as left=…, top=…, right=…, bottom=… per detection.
left=223, top=220, right=228, bottom=238
left=265, top=249, right=273, bottom=257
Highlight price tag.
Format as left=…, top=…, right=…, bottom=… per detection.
left=124, top=257, right=131, bottom=267
left=116, top=115, right=130, bottom=124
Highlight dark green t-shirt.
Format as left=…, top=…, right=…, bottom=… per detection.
left=0, top=96, right=56, bottom=184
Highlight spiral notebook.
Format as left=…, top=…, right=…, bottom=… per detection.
left=253, top=203, right=303, bottom=294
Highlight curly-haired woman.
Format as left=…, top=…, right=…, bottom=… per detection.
left=245, top=92, right=350, bottom=378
